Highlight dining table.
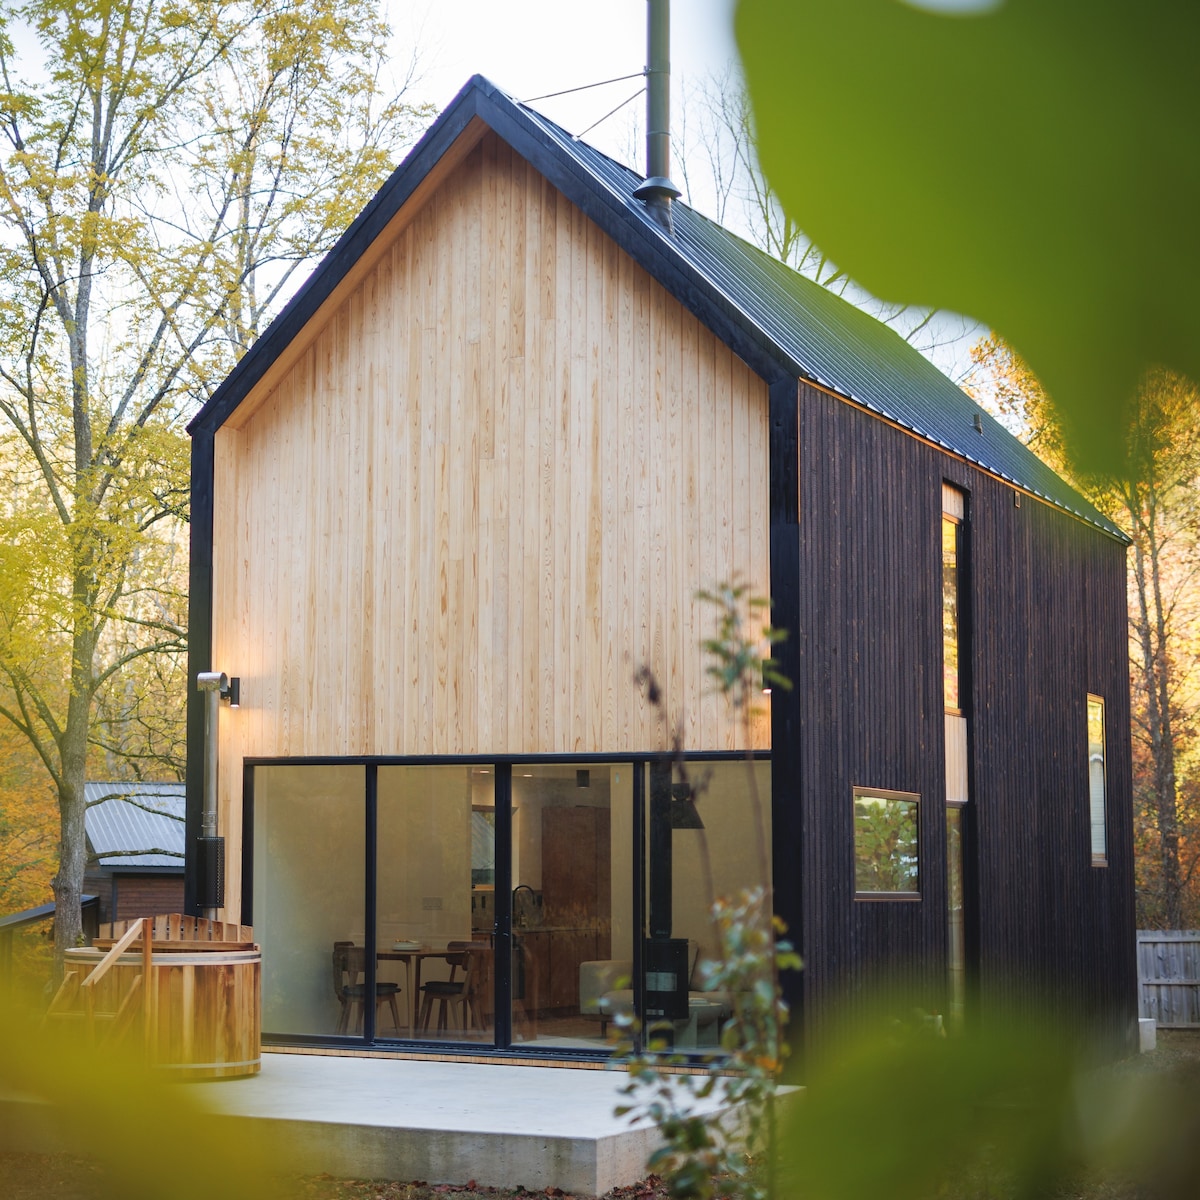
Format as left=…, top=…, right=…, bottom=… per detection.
left=376, top=944, right=456, bottom=1036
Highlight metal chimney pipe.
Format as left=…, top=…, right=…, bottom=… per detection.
left=645, top=0, right=671, bottom=184
left=633, top=0, right=681, bottom=230
left=196, top=670, right=227, bottom=920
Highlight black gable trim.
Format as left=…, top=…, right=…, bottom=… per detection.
left=189, top=75, right=798, bottom=440
left=184, top=428, right=214, bottom=915
left=186, top=74, right=1121, bottom=544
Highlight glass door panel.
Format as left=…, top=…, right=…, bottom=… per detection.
left=644, top=759, right=771, bottom=1050
left=376, top=765, right=495, bottom=1044
left=252, top=764, right=365, bottom=1038
left=510, top=763, right=632, bottom=1050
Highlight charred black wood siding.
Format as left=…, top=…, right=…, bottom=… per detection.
left=792, top=385, right=1136, bottom=1051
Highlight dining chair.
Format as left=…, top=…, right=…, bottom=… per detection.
left=332, top=941, right=403, bottom=1034
left=417, top=940, right=489, bottom=1034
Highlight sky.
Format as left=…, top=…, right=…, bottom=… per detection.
left=392, top=0, right=740, bottom=166
left=0, top=0, right=977, bottom=381
left=387, top=0, right=980, bottom=382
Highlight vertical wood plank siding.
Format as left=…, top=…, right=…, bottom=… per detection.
left=794, top=385, right=1136, bottom=1048
left=210, top=134, right=770, bottom=915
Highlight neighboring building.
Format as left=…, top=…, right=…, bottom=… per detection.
left=83, top=782, right=185, bottom=925
left=185, top=76, right=1136, bottom=1061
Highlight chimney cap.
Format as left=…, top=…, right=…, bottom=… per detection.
left=633, top=175, right=682, bottom=202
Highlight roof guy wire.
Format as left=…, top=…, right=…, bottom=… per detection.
left=575, top=87, right=647, bottom=141
left=521, top=71, right=646, bottom=105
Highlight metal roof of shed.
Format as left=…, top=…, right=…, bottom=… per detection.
left=84, top=782, right=185, bottom=871
left=190, top=75, right=1124, bottom=542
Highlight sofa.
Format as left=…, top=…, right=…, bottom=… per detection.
left=579, top=946, right=734, bottom=1046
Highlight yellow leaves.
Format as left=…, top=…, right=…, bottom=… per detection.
left=0, top=0, right=435, bottom=959
left=0, top=720, right=57, bottom=913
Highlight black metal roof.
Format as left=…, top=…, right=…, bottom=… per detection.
left=190, top=75, right=1123, bottom=542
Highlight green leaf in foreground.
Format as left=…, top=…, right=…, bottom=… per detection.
left=0, top=997, right=286, bottom=1200
left=780, top=1014, right=1080, bottom=1200
left=735, top=0, right=1200, bottom=476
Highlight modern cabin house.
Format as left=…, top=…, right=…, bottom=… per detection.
left=185, top=75, right=1136, bottom=1062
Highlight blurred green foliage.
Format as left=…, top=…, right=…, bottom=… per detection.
left=0, top=994, right=286, bottom=1200
left=782, top=1009, right=1200, bottom=1200
left=735, top=0, right=1200, bottom=477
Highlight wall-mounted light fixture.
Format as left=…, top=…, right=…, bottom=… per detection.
left=576, top=769, right=591, bottom=789
left=222, top=676, right=240, bottom=708
left=762, top=661, right=772, bottom=696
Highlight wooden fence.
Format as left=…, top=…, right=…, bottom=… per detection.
left=1137, top=930, right=1200, bottom=1027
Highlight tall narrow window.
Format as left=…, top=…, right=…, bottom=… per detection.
left=1087, top=695, right=1107, bottom=865
left=942, top=483, right=968, bottom=1031
left=945, top=806, right=965, bottom=1023
left=942, top=507, right=962, bottom=713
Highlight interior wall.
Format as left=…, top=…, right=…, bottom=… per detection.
left=512, top=771, right=613, bottom=891
left=252, top=764, right=365, bottom=1036
left=610, top=768, right=634, bottom=958
left=377, top=765, right=475, bottom=949
left=669, top=760, right=772, bottom=969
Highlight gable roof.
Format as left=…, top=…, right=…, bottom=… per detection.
left=190, top=75, right=1123, bottom=542
left=84, top=782, right=185, bottom=871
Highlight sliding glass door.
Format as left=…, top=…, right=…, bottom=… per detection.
left=248, top=755, right=768, bottom=1054
left=645, top=759, right=771, bottom=1050
left=251, top=764, right=365, bottom=1037
left=376, top=765, right=495, bottom=1044
left=508, top=763, right=633, bottom=1050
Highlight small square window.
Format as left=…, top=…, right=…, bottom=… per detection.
left=854, top=788, right=920, bottom=897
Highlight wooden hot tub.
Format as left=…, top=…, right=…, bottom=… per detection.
left=65, top=916, right=261, bottom=1080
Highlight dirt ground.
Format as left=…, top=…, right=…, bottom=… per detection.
left=3, top=1030, right=1198, bottom=1200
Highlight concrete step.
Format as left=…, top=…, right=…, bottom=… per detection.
left=187, top=1050, right=737, bottom=1196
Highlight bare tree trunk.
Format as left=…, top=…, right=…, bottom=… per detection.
left=52, top=652, right=93, bottom=965
left=51, top=774, right=87, bottom=965
left=1128, top=487, right=1184, bottom=929
left=50, top=555, right=99, bottom=968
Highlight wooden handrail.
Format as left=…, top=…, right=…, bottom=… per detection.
left=82, top=916, right=150, bottom=992
left=80, top=917, right=150, bottom=1049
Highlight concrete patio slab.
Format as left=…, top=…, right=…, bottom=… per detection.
left=181, top=1050, right=734, bottom=1196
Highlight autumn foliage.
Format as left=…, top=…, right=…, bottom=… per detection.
left=970, top=336, right=1200, bottom=928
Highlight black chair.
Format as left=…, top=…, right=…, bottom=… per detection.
left=417, top=941, right=489, bottom=1033
left=332, top=942, right=403, bottom=1034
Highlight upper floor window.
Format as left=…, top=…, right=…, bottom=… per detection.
left=942, top=485, right=965, bottom=714
left=1087, top=695, right=1107, bottom=865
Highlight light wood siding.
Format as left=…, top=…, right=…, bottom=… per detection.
left=210, top=133, right=770, bottom=913
left=945, top=714, right=968, bottom=805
